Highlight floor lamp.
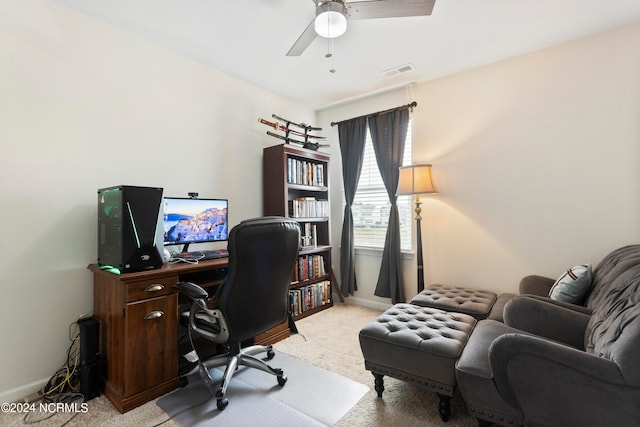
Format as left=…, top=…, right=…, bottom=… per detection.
left=396, top=164, right=438, bottom=293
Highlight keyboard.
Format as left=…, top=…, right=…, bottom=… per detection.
left=172, top=249, right=229, bottom=262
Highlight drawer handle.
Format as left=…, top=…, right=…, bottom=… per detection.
left=144, top=311, right=164, bottom=320
left=144, top=284, right=165, bottom=292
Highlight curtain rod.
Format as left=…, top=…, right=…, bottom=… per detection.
left=330, top=101, right=417, bottom=127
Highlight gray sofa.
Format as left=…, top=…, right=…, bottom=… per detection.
left=455, top=244, right=640, bottom=426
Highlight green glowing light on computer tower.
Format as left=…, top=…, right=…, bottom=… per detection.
left=126, top=202, right=141, bottom=249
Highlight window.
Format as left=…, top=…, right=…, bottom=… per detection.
left=351, top=122, right=412, bottom=251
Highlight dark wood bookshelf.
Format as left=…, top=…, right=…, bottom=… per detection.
left=263, top=144, right=335, bottom=320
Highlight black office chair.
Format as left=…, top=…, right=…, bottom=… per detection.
left=173, top=217, right=300, bottom=410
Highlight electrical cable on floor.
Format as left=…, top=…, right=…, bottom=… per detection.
left=22, top=317, right=88, bottom=426
left=23, top=392, right=85, bottom=427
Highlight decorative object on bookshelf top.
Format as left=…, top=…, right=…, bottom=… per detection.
left=258, top=117, right=326, bottom=140
left=258, top=113, right=328, bottom=151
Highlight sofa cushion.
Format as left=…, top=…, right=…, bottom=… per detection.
left=455, top=320, right=531, bottom=419
left=587, top=244, right=640, bottom=309
left=487, top=293, right=517, bottom=322
left=549, top=264, right=592, bottom=304
left=585, top=264, right=640, bottom=385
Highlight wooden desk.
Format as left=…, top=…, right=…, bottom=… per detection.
left=89, top=259, right=289, bottom=413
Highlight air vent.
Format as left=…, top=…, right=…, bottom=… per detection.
left=382, top=63, right=415, bottom=78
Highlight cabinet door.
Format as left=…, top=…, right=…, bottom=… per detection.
left=124, top=294, right=178, bottom=396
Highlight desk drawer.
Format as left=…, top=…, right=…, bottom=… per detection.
left=126, top=275, right=178, bottom=302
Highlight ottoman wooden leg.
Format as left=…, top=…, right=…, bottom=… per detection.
left=437, top=393, right=451, bottom=422
left=372, top=372, right=385, bottom=397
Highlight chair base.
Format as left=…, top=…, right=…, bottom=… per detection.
left=184, top=343, right=287, bottom=410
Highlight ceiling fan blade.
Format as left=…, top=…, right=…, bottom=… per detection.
left=286, top=19, right=317, bottom=56
left=347, top=0, right=436, bottom=20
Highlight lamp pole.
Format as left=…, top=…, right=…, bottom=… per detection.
left=397, top=163, right=437, bottom=295
left=414, top=194, right=424, bottom=293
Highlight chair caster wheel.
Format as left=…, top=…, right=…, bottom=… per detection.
left=277, top=375, right=287, bottom=386
left=217, top=397, right=228, bottom=410
left=266, top=349, right=275, bottom=360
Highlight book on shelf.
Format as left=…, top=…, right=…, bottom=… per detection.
left=289, top=280, right=331, bottom=316
left=289, top=198, right=329, bottom=219
left=287, top=158, right=325, bottom=187
left=293, top=254, right=327, bottom=282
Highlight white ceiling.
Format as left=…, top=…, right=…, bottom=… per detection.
left=54, top=0, right=640, bottom=110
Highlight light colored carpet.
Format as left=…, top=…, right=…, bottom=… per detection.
left=0, top=303, right=477, bottom=427
left=274, top=304, right=476, bottom=427
left=156, top=351, right=368, bottom=426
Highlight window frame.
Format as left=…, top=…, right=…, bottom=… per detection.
left=349, top=121, right=413, bottom=252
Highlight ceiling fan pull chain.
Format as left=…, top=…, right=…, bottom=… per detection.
left=327, top=36, right=336, bottom=73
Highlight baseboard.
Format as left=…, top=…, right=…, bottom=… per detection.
left=0, top=377, right=49, bottom=404
left=343, top=296, right=392, bottom=312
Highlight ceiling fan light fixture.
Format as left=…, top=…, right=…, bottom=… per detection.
left=315, top=1, right=347, bottom=38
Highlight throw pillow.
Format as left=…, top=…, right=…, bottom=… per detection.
left=549, top=264, right=593, bottom=304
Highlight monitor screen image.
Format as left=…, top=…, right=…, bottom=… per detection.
left=163, top=197, right=228, bottom=245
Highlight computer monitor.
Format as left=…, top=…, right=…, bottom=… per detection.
left=162, top=197, right=228, bottom=252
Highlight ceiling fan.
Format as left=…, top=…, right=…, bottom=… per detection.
left=286, top=0, right=436, bottom=56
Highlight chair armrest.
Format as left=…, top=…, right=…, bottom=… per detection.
left=520, top=294, right=592, bottom=314
left=173, top=281, right=208, bottom=300
left=518, top=275, right=555, bottom=296
left=489, top=334, right=627, bottom=425
left=503, top=296, right=590, bottom=349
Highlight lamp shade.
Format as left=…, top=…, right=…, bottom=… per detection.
left=396, top=164, right=438, bottom=196
left=315, top=1, right=347, bottom=38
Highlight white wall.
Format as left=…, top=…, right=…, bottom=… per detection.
left=319, top=22, right=640, bottom=308
left=0, top=0, right=314, bottom=402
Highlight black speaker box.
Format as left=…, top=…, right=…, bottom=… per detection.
left=78, top=317, right=99, bottom=365
left=79, top=362, right=100, bottom=402
left=98, top=185, right=163, bottom=273
left=78, top=317, right=100, bottom=401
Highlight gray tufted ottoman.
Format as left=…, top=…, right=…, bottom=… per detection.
left=359, top=303, right=477, bottom=422
left=410, top=284, right=497, bottom=320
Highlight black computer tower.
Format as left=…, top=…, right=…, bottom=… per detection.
left=97, top=185, right=163, bottom=272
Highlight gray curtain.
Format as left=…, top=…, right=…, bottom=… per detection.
left=337, top=117, right=368, bottom=296
left=368, top=108, right=410, bottom=304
